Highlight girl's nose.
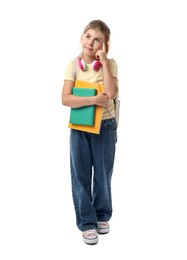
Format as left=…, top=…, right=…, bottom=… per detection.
left=88, top=38, right=94, bottom=46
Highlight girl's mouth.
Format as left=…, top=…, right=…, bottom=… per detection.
left=84, top=46, right=93, bottom=52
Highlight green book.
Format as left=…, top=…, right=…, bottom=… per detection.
left=70, top=87, right=96, bottom=126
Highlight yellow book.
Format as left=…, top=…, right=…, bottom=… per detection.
left=68, top=80, right=104, bottom=134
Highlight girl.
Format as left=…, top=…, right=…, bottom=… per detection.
left=61, top=19, right=118, bottom=245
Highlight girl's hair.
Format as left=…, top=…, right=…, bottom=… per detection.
left=82, top=20, right=111, bottom=53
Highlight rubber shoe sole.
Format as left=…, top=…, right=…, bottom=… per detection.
left=97, top=222, right=110, bottom=234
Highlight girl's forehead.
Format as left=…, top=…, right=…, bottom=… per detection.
left=84, top=28, right=105, bottom=39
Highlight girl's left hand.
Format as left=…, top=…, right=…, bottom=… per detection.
left=95, top=43, right=107, bottom=64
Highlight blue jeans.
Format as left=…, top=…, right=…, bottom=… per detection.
left=70, top=118, right=117, bottom=231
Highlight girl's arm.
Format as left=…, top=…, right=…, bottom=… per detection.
left=96, top=44, right=118, bottom=99
left=102, top=60, right=118, bottom=99
left=61, top=80, right=109, bottom=108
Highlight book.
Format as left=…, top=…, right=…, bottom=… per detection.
left=69, top=88, right=96, bottom=126
left=68, top=80, right=104, bottom=134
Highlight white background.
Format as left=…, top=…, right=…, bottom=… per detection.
left=0, top=0, right=187, bottom=259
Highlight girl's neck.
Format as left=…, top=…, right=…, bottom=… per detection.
left=81, top=54, right=95, bottom=64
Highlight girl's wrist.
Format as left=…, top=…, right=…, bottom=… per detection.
left=91, top=96, right=97, bottom=105
left=101, top=59, right=108, bottom=66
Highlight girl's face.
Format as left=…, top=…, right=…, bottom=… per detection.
left=81, top=28, right=105, bottom=59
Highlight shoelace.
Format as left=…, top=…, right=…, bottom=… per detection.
left=84, top=229, right=97, bottom=236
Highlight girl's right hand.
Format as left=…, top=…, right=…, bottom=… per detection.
left=95, top=43, right=107, bottom=64
left=95, top=93, right=109, bottom=107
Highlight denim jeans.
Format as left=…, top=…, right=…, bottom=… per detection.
left=70, top=118, right=117, bottom=231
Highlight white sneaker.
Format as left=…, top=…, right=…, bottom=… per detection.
left=82, top=229, right=98, bottom=245
left=97, top=222, right=110, bottom=234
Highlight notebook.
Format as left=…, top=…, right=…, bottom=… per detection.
left=69, top=87, right=96, bottom=126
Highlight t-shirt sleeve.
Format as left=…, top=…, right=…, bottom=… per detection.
left=109, top=58, right=118, bottom=78
left=64, top=61, right=75, bottom=81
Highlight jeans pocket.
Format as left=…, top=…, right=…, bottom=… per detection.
left=105, top=118, right=117, bottom=131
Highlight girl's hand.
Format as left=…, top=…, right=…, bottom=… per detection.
left=95, top=92, right=109, bottom=107
left=95, top=43, right=107, bottom=64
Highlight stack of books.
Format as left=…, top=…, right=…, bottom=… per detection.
left=68, top=80, right=104, bottom=134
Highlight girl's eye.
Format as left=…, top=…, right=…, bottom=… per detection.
left=95, top=38, right=102, bottom=43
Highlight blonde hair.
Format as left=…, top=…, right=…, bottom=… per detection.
left=82, top=20, right=111, bottom=53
